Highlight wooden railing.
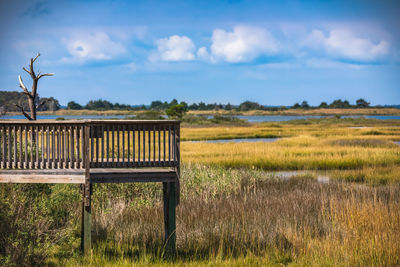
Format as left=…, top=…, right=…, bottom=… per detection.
left=0, top=120, right=180, bottom=170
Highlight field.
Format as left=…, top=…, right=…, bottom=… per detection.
left=181, top=118, right=400, bottom=183
left=1, top=118, right=400, bottom=266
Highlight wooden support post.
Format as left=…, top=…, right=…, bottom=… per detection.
left=81, top=124, right=92, bottom=255
left=81, top=183, right=92, bottom=254
left=163, top=181, right=176, bottom=256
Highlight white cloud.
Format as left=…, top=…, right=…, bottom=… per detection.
left=196, top=46, right=215, bottom=62
left=210, top=26, right=278, bottom=63
left=62, top=32, right=127, bottom=62
left=155, top=35, right=195, bottom=61
left=303, top=29, right=390, bottom=62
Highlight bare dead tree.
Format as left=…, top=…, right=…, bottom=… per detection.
left=17, top=53, right=54, bottom=120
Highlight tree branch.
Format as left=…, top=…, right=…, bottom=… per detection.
left=15, top=104, right=33, bottom=120
left=37, top=73, right=55, bottom=80
left=32, top=53, right=40, bottom=63
left=18, top=75, right=31, bottom=95
left=29, top=53, right=40, bottom=78
left=23, top=67, right=31, bottom=75
left=36, top=99, right=47, bottom=110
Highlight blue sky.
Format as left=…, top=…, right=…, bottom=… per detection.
left=0, top=0, right=399, bottom=106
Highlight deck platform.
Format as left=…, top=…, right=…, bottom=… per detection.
left=0, top=120, right=180, bottom=255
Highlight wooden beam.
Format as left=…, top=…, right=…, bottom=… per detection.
left=82, top=124, right=91, bottom=255
left=81, top=183, right=92, bottom=255
left=163, top=182, right=176, bottom=257
left=0, top=174, right=84, bottom=184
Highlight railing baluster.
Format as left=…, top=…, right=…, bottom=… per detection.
left=106, top=125, right=109, bottom=167
left=117, top=125, right=120, bottom=166
left=30, top=126, right=33, bottom=169
left=138, top=125, right=141, bottom=166
left=95, top=126, right=98, bottom=166
left=70, top=126, right=74, bottom=168
left=127, top=125, right=130, bottom=165
left=111, top=125, right=114, bottom=166
left=132, top=126, right=136, bottom=165
left=62, top=126, right=65, bottom=169
left=143, top=125, right=146, bottom=165
left=163, top=126, right=166, bottom=166
left=41, top=126, right=45, bottom=169
left=24, top=126, right=28, bottom=169
left=101, top=125, right=104, bottom=166
left=13, top=126, right=17, bottom=169
left=7, top=126, right=11, bottom=168
left=79, top=126, right=83, bottom=169
left=76, top=126, right=80, bottom=168
left=168, top=125, right=171, bottom=164
left=19, top=126, right=23, bottom=169
left=66, top=126, right=70, bottom=168
left=122, top=125, right=125, bottom=166
left=153, top=125, right=156, bottom=165
left=51, top=126, right=55, bottom=169
left=35, top=126, right=39, bottom=169
left=2, top=127, right=5, bottom=168
left=90, top=125, right=94, bottom=168
left=47, top=126, right=51, bottom=169
left=158, top=125, right=161, bottom=166
left=148, top=126, right=151, bottom=166
left=173, top=125, right=176, bottom=165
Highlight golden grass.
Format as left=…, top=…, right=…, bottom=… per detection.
left=180, top=121, right=400, bottom=179
left=53, top=164, right=400, bottom=266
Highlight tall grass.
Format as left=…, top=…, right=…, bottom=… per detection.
left=53, top=164, right=400, bottom=266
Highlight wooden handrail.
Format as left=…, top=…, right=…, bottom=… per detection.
left=0, top=120, right=180, bottom=170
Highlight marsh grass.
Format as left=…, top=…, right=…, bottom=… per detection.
left=180, top=120, right=400, bottom=176
left=53, top=164, right=400, bottom=266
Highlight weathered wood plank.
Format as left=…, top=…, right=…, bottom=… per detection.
left=142, top=125, right=145, bottom=166
left=19, top=126, right=23, bottom=169
left=132, top=126, right=136, bottom=166
left=127, top=125, right=130, bottom=165
left=8, top=126, right=11, bottom=168
left=41, top=126, right=45, bottom=168
left=101, top=125, right=104, bottom=167
left=122, top=125, right=125, bottom=166
left=106, top=125, right=109, bottom=167
left=36, top=126, right=39, bottom=169
left=13, top=126, right=17, bottom=169
left=51, top=126, right=55, bottom=169
left=111, top=125, right=115, bottom=165
left=138, top=125, right=141, bottom=166
left=0, top=174, right=84, bottom=184
left=25, top=126, right=28, bottom=168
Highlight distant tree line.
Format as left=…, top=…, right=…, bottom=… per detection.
left=0, top=90, right=388, bottom=114
left=292, top=98, right=371, bottom=109
left=67, top=99, right=136, bottom=110
left=0, top=91, right=60, bottom=112
left=150, top=99, right=285, bottom=111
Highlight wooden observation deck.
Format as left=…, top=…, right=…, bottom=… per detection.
left=0, top=120, right=180, bottom=254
